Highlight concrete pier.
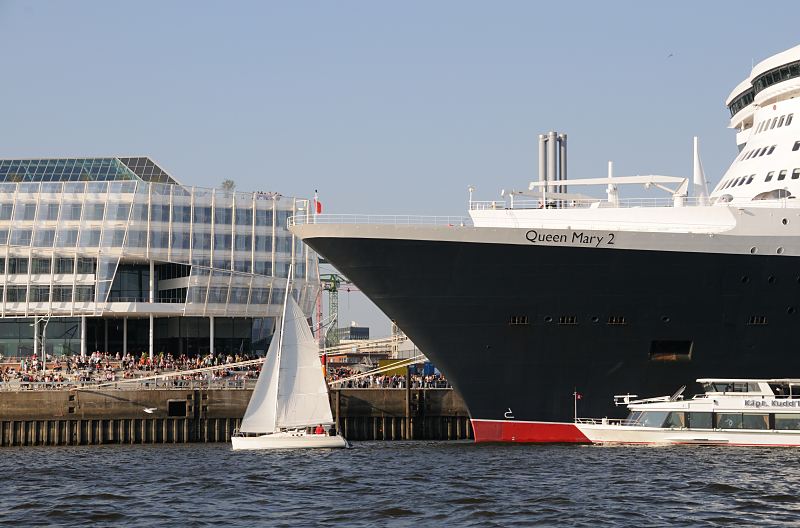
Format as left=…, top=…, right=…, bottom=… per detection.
left=0, top=388, right=472, bottom=446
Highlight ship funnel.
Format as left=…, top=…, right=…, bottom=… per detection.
left=538, top=131, right=568, bottom=197
left=692, top=136, right=710, bottom=205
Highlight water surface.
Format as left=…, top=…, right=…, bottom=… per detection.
left=2, top=441, right=798, bottom=526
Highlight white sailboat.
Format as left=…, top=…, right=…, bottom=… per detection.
left=231, top=291, right=348, bottom=450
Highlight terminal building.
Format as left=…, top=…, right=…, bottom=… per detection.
left=0, top=157, right=319, bottom=359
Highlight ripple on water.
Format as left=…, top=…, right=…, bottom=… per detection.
left=1, top=443, right=800, bottom=527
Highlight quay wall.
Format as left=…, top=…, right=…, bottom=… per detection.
left=0, top=388, right=472, bottom=446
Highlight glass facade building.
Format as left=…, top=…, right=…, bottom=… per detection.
left=0, top=157, right=319, bottom=358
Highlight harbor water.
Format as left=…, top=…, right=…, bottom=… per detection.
left=2, top=442, right=799, bottom=526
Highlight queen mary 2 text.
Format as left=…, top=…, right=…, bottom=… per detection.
left=525, top=230, right=616, bottom=247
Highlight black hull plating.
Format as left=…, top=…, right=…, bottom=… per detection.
left=307, top=237, right=800, bottom=422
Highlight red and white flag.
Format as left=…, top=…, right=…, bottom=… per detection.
left=313, top=190, right=322, bottom=215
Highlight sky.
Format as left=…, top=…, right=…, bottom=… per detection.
left=1, top=1, right=799, bottom=335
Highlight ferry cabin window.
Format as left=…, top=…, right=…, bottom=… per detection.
left=767, top=145, right=776, bottom=155
left=742, top=414, right=769, bottom=430
left=758, top=147, right=768, bottom=157
left=746, top=175, right=754, bottom=184
left=779, top=116, right=786, bottom=127
left=686, top=412, right=712, bottom=429
left=793, top=169, right=800, bottom=180
left=664, top=412, right=684, bottom=428
left=787, top=113, right=794, bottom=126
left=717, top=413, right=743, bottom=429
left=766, top=171, right=775, bottom=182
left=631, top=411, right=670, bottom=427
left=778, top=170, right=787, bottom=181
left=774, top=414, right=800, bottom=430
left=771, top=118, right=779, bottom=130
left=793, top=141, right=800, bottom=152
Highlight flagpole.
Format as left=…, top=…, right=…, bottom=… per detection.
left=573, top=388, right=577, bottom=422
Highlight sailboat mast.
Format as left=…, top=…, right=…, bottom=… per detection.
left=272, top=264, right=294, bottom=427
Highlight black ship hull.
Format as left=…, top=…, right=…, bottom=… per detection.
left=306, top=235, right=800, bottom=442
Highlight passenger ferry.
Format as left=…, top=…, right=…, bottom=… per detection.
left=576, top=379, right=800, bottom=446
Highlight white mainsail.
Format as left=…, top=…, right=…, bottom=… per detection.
left=275, top=297, right=334, bottom=429
left=239, top=326, right=281, bottom=433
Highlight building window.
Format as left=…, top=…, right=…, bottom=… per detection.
left=193, top=206, right=212, bottom=224
left=30, top=286, right=49, bottom=302
left=55, top=258, right=74, bottom=274
left=6, top=286, right=26, bottom=302
left=150, top=204, right=170, bottom=223
left=172, top=205, right=191, bottom=223
left=14, top=203, right=36, bottom=221
left=31, top=258, right=51, bottom=274
left=214, top=233, right=232, bottom=250
left=107, top=203, right=131, bottom=221
left=77, top=258, right=96, bottom=275
left=38, top=203, right=59, bottom=221
left=7, top=258, right=28, bottom=274
left=79, top=229, right=101, bottom=247
left=235, top=208, right=253, bottom=226
left=234, top=234, right=252, bottom=251
left=150, top=230, right=169, bottom=249
left=62, top=203, right=82, bottom=221
left=255, top=209, right=273, bottom=227
left=84, top=203, right=105, bottom=221
left=126, top=230, right=147, bottom=248
left=10, top=229, right=32, bottom=246
left=192, top=232, right=211, bottom=251
left=52, top=286, right=72, bottom=302
left=214, top=208, right=232, bottom=225
left=0, top=204, right=12, bottom=220
left=33, top=229, right=55, bottom=247
left=74, top=286, right=94, bottom=302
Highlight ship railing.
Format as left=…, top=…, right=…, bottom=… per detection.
left=575, top=417, right=641, bottom=426
left=288, top=214, right=473, bottom=228
left=470, top=196, right=708, bottom=211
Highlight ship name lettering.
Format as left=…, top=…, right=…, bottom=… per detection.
left=525, top=230, right=617, bottom=247
left=526, top=230, right=567, bottom=244
left=571, top=232, right=606, bottom=247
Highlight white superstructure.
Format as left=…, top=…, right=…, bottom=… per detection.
left=577, top=378, right=800, bottom=446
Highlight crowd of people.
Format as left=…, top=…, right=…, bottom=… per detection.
left=1, top=352, right=450, bottom=390
left=0, top=350, right=261, bottom=387
left=328, top=366, right=450, bottom=389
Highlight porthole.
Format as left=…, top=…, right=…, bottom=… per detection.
left=777, top=247, right=785, bottom=254
left=591, top=316, right=599, bottom=324
left=742, top=276, right=750, bottom=283
left=782, top=218, right=789, bottom=225
left=750, top=247, right=757, bottom=254
left=768, top=276, right=776, bottom=284
left=788, top=307, right=796, bottom=315
left=661, top=316, right=671, bottom=323
left=544, top=316, right=553, bottom=323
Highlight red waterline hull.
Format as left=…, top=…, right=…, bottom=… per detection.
left=471, top=419, right=591, bottom=444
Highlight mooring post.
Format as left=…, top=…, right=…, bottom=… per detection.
left=405, top=366, right=412, bottom=440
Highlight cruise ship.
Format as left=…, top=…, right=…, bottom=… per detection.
left=291, top=44, right=800, bottom=443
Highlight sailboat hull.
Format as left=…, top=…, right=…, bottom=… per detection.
left=231, top=432, right=349, bottom=450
